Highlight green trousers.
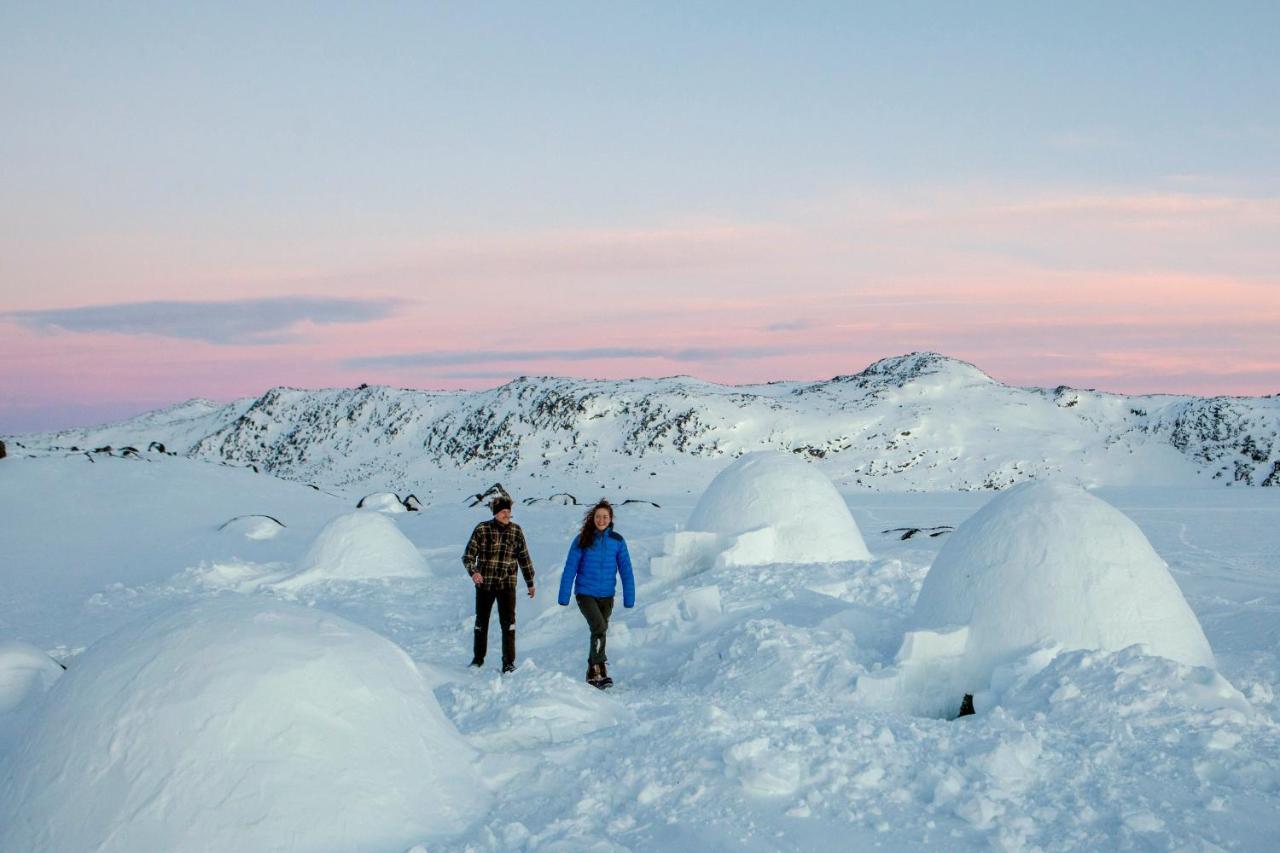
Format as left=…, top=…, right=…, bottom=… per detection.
left=576, top=594, right=615, bottom=665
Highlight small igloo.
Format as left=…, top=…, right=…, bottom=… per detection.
left=217, top=514, right=286, bottom=540
left=272, top=510, right=429, bottom=590
left=0, top=641, right=63, bottom=715
left=857, top=481, right=1215, bottom=717
left=356, top=492, right=407, bottom=513
left=0, top=599, right=484, bottom=852
left=651, top=451, right=871, bottom=580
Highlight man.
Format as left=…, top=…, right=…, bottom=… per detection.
left=462, top=496, right=536, bottom=672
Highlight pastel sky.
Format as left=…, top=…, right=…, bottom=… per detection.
left=3, top=3, right=1278, bottom=433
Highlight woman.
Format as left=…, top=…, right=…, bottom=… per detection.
left=557, top=499, right=636, bottom=688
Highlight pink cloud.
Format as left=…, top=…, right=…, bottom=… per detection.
left=5, top=182, right=1280, bottom=430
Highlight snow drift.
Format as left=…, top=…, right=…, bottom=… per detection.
left=0, top=598, right=483, bottom=852
left=651, top=451, right=872, bottom=579
left=858, top=481, right=1216, bottom=717
left=273, top=509, right=429, bottom=590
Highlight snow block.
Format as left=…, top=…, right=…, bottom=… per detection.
left=0, top=598, right=485, bottom=852
left=645, top=585, right=723, bottom=629
left=650, top=531, right=719, bottom=581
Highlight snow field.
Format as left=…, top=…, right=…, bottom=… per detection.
left=1, top=455, right=1278, bottom=850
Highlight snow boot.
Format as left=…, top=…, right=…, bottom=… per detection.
left=502, top=663, right=515, bottom=674
left=597, top=662, right=613, bottom=689
left=586, top=663, right=603, bottom=687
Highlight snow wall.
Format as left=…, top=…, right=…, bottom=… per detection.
left=0, top=598, right=484, bottom=852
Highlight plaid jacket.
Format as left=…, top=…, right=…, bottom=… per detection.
left=462, top=520, right=535, bottom=589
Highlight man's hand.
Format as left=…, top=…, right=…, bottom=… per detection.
left=527, top=585, right=536, bottom=598
left=471, top=572, right=483, bottom=586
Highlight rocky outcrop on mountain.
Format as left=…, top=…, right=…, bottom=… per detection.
left=1158, top=397, right=1279, bottom=485
left=23, top=353, right=1280, bottom=493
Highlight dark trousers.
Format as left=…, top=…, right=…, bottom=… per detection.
left=576, top=594, right=615, bottom=665
left=474, top=586, right=517, bottom=667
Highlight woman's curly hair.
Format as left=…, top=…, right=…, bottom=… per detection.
left=577, top=499, right=614, bottom=550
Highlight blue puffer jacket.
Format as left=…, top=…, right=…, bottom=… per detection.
left=557, top=526, right=636, bottom=608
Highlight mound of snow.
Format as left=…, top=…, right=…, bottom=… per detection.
left=651, top=451, right=871, bottom=578
left=0, top=598, right=483, bottom=852
left=0, top=642, right=62, bottom=715
left=858, top=481, right=1215, bottom=717
left=441, top=662, right=634, bottom=750
left=356, top=491, right=407, bottom=513
left=273, top=510, right=429, bottom=590
left=216, top=514, right=285, bottom=540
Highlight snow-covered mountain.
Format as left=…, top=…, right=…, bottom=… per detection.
left=14, top=353, right=1280, bottom=493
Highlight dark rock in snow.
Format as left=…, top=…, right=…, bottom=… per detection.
left=402, top=494, right=423, bottom=511
left=884, top=526, right=954, bottom=541
left=467, top=483, right=511, bottom=507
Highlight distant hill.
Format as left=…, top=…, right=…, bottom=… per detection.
left=18, top=352, right=1280, bottom=493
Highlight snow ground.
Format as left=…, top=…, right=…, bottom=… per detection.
left=1, top=454, right=1278, bottom=851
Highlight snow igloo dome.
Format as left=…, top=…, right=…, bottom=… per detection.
left=273, top=509, right=429, bottom=590
left=857, top=481, right=1214, bottom=717
left=651, top=451, right=871, bottom=579
left=0, top=598, right=484, bottom=852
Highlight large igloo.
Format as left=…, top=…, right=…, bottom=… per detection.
left=272, top=509, right=429, bottom=590
left=857, top=481, right=1215, bottom=717
left=651, top=451, right=871, bottom=579
left=0, top=598, right=484, bottom=852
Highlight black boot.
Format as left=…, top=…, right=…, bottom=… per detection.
left=471, top=624, right=486, bottom=668
left=502, top=627, right=516, bottom=673
left=598, top=662, right=613, bottom=689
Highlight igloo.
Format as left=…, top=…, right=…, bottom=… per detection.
left=857, top=481, right=1215, bottom=717
left=0, top=641, right=63, bottom=715
left=651, top=451, right=871, bottom=580
left=0, top=598, right=484, bottom=852
left=216, top=513, right=286, bottom=540
left=273, top=510, right=429, bottom=590
left=356, top=492, right=407, bottom=513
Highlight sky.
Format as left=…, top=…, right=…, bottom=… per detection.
left=2, top=2, right=1278, bottom=433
